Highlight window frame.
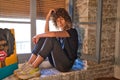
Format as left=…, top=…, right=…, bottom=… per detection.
left=71, top=0, right=103, bottom=63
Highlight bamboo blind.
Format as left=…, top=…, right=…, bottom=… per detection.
left=0, top=0, right=66, bottom=19
left=37, top=0, right=66, bottom=19
left=0, top=0, right=30, bottom=18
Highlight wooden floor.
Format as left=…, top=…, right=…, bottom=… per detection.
left=95, top=77, right=120, bottom=80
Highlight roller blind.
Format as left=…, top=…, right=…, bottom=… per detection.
left=0, top=0, right=66, bottom=19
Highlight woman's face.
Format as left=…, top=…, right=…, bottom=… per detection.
left=56, top=17, right=66, bottom=30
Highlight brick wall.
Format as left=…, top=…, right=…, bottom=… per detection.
left=74, top=0, right=118, bottom=79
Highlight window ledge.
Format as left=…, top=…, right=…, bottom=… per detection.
left=4, top=59, right=87, bottom=80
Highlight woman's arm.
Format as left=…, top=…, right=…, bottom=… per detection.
left=44, top=20, right=49, bottom=33
left=40, top=31, right=70, bottom=37
left=45, top=9, right=55, bottom=33
left=32, top=31, right=70, bottom=44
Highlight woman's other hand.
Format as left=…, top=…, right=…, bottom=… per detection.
left=32, top=35, right=39, bottom=44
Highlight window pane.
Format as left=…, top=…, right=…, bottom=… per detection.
left=36, top=20, right=60, bottom=34
left=36, top=20, right=46, bottom=34
left=0, top=22, right=31, bottom=54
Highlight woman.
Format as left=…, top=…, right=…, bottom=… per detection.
left=15, top=8, right=78, bottom=79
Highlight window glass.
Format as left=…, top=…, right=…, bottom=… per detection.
left=36, top=20, right=60, bottom=34
left=0, top=18, right=31, bottom=54
left=0, top=19, right=60, bottom=54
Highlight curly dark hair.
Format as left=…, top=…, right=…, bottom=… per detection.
left=51, top=8, right=72, bottom=30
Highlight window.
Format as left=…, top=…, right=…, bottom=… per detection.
left=0, top=18, right=58, bottom=54
left=36, top=20, right=59, bottom=34
left=0, top=18, right=31, bottom=54
left=0, top=0, right=67, bottom=54
left=74, top=0, right=103, bottom=63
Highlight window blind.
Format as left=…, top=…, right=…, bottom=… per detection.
left=0, top=0, right=30, bottom=18
left=0, top=0, right=66, bottom=19
left=37, top=0, right=66, bottom=19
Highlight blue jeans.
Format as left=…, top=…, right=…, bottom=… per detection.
left=32, top=37, right=74, bottom=72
